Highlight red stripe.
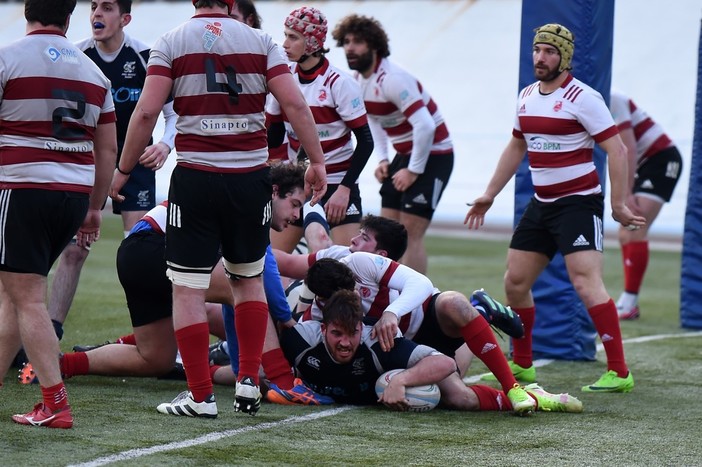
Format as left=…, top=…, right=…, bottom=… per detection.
left=0, top=181, right=92, bottom=193
left=365, top=101, right=398, bottom=116
left=519, top=115, right=585, bottom=135
left=632, top=118, right=655, bottom=140
left=310, top=105, right=342, bottom=124
left=320, top=133, right=351, bottom=154
left=345, top=114, right=368, bottom=129
left=0, top=120, right=96, bottom=142
left=528, top=148, right=593, bottom=168
left=385, top=120, right=413, bottom=137
left=177, top=161, right=267, bottom=173
left=535, top=170, right=600, bottom=199
left=642, top=135, right=673, bottom=158
left=0, top=146, right=94, bottom=165
left=175, top=130, right=267, bottom=152
left=175, top=93, right=267, bottom=116
left=366, top=261, right=399, bottom=320
left=433, top=122, right=449, bottom=143
left=403, top=100, right=424, bottom=118
left=591, top=125, right=619, bottom=143
left=4, top=77, right=108, bottom=107
left=325, top=159, right=352, bottom=174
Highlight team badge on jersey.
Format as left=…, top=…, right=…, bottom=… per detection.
left=122, top=61, right=136, bottom=79
left=318, top=89, right=327, bottom=101
left=553, top=100, right=563, bottom=112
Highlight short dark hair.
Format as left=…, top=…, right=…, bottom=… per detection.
left=194, top=0, right=231, bottom=12
left=322, top=289, right=363, bottom=335
left=360, top=215, right=407, bottom=261
left=25, top=0, right=76, bottom=29
left=332, top=14, right=390, bottom=58
left=306, top=258, right=356, bottom=300
left=269, top=161, right=305, bottom=199
left=234, top=0, right=262, bottom=29
left=115, top=0, right=132, bottom=14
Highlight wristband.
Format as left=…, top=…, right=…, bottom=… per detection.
left=116, top=166, right=131, bottom=175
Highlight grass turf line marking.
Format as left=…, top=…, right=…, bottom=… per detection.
left=68, top=407, right=355, bottom=467
left=462, top=330, right=702, bottom=384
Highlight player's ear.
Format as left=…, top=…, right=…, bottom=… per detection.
left=376, top=249, right=388, bottom=257
left=272, top=184, right=280, bottom=198
left=121, top=13, right=132, bottom=28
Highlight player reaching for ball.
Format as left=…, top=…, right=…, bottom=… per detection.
left=274, top=289, right=582, bottom=413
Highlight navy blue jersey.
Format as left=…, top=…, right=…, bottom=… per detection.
left=76, top=35, right=152, bottom=154
left=280, top=322, right=437, bottom=404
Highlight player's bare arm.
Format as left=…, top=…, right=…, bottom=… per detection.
left=600, top=134, right=646, bottom=229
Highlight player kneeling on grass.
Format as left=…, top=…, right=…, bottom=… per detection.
left=271, top=289, right=583, bottom=414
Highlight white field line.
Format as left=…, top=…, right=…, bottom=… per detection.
left=67, top=407, right=355, bottom=467
left=462, top=330, right=702, bottom=384
left=71, top=331, right=702, bottom=466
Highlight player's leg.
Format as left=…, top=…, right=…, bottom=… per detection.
left=47, top=242, right=90, bottom=339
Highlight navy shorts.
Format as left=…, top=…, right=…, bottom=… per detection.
left=165, top=164, right=272, bottom=273
left=380, top=152, right=453, bottom=220
left=411, top=293, right=464, bottom=358
left=112, top=163, right=156, bottom=214
left=510, top=195, right=605, bottom=259
left=320, top=183, right=363, bottom=227
left=116, top=230, right=172, bottom=327
left=634, top=146, right=682, bottom=203
left=0, top=189, right=88, bottom=275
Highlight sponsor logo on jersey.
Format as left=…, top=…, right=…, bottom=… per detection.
left=122, top=61, right=137, bottom=79
left=203, top=22, right=223, bottom=51
left=553, top=100, right=563, bottom=112
left=46, top=46, right=79, bottom=64
left=44, top=141, right=91, bottom=152
left=200, top=118, right=249, bottom=133
left=351, top=97, right=362, bottom=109
left=399, top=89, right=410, bottom=102
left=112, top=87, right=141, bottom=103
left=306, top=356, right=321, bottom=369
left=528, top=136, right=561, bottom=151
left=352, top=358, right=365, bottom=375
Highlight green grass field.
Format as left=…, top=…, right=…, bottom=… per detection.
left=2, top=214, right=700, bottom=466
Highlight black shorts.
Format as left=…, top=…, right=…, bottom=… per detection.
left=112, top=163, right=156, bottom=214
left=0, top=189, right=88, bottom=276
left=380, top=152, right=453, bottom=220
left=320, top=183, right=363, bottom=227
left=116, top=230, right=172, bottom=327
left=634, top=147, right=682, bottom=202
left=411, top=293, right=464, bottom=358
left=510, top=195, right=605, bottom=259
left=165, top=164, right=272, bottom=272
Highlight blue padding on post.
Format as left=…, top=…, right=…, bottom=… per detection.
left=517, top=0, right=614, bottom=360
left=680, top=19, right=702, bottom=330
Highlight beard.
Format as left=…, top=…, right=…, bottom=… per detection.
left=346, top=49, right=374, bottom=73
left=534, top=62, right=562, bottom=83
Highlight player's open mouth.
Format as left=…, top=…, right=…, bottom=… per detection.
left=93, top=22, right=105, bottom=30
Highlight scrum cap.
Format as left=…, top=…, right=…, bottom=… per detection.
left=192, top=0, right=234, bottom=14
left=285, top=7, right=328, bottom=56
left=533, top=23, right=574, bottom=72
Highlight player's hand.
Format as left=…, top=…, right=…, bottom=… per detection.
left=463, top=195, right=495, bottom=229
left=139, top=142, right=171, bottom=171
left=109, top=170, right=129, bottom=203
left=378, top=380, right=410, bottom=411
left=612, top=204, right=646, bottom=231
left=392, top=168, right=418, bottom=192
left=305, top=162, right=327, bottom=206
left=374, top=160, right=389, bottom=183
left=325, top=186, right=350, bottom=225
left=371, top=311, right=399, bottom=352
left=75, top=209, right=102, bottom=248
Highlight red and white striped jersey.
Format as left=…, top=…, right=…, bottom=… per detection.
left=147, top=14, right=289, bottom=171
left=266, top=58, right=368, bottom=185
left=609, top=91, right=673, bottom=164
left=513, top=73, right=619, bottom=202
left=0, top=30, right=115, bottom=193
left=356, top=58, right=452, bottom=171
left=307, top=250, right=438, bottom=339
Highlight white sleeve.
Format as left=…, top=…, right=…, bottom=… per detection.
left=158, top=100, right=177, bottom=150
left=383, top=263, right=435, bottom=318
left=368, top=117, right=390, bottom=162
left=406, top=107, right=434, bottom=174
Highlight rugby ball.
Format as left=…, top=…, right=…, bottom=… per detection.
left=375, top=369, right=441, bottom=412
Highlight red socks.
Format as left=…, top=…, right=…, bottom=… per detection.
left=589, top=299, right=628, bottom=377
left=175, top=322, right=212, bottom=402
left=622, top=241, right=649, bottom=294
left=234, top=301, right=269, bottom=385
left=42, top=382, right=69, bottom=411
left=511, top=306, right=535, bottom=368
left=261, top=348, right=295, bottom=390
left=461, top=317, right=518, bottom=394
left=60, top=352, right=89, bottom=378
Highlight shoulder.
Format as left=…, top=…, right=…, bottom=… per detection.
left=123, top=34, right=150, bottom=54
left=74, top=37, right=95, bottom=52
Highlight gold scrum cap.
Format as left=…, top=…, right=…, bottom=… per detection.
left=533, top=23, right=574, bottom=72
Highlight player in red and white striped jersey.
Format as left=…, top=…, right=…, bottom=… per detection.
left=609, top=91, right=682, bottom=320
left=267, top=7, right=374, bottom=253
left=465, top=24, right=645, bottom=394
left=332, top=15, right=454, bottom=274
left=109, top=0, right=327, bottom=418
left=0, top=0, right=117, bottom=429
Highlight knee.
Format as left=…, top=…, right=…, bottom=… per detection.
left=61, top=243, right=90, bottom=265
